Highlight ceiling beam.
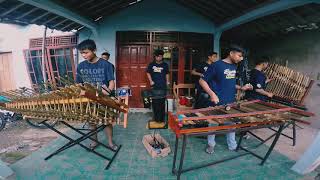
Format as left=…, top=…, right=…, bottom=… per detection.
left=0, top=3, right=25, bottom=16
left=17, top=0, right=98, bottom=35
left=51, top=18, right=69, bottom=28
left=60, top=22, right=76, bottom=31
left=16, top=7, right=38, bottom=19
left=216, top=0, right=317, bottom=32
left=88, top=0, right=113, bottom=10
left=287, top=9, right=307, bottom=24
left=195, top=0, right=225, bottom=19
left=42, top=15, right=59, bottom=25
left=94, top=0, right=129, bottom=15
left=179, top=0, right=218, bottom=21
left=30, top=11, right=50, bottom=23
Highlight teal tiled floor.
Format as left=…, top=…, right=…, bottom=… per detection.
left=11, top=112, right=314, bottom=180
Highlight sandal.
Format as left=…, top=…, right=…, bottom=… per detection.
left=109, top=144, right=118, bottom=151
left=89, top=143, right=99, bottom=150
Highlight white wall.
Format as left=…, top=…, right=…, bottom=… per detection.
left=0, top=24, right=73, bottom=88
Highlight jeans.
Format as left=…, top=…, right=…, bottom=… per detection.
left=207, top=121, right=237, bottom=150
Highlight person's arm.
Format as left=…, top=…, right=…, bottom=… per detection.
left=75, top=64, right=83, bottom=83
left=255, top=89, right=273, bottom=98
left=235, top=84, right=253, bottom=91
left=251, top=73, right=272, bottom=97
left=199, top=64, right=219, bottom=104
left=146, top=73, right=154, bottom=86
left=191, top=68, right=203, bottom=77
left=146, top=64, right=154, bottom=86
left=102, top=63, right=115, bottom=95
left=266, top=78, right=273, bottom=84
left=165, top=64, right=170, bottom=85
left=108, top=80, right=115, bottom=90
left=199, top=78, right=219, bottom=104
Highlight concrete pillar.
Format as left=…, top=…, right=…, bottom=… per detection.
left=214, top=31, right=222, bottom=58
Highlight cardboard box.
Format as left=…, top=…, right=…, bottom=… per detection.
left=142, top=134, right=171, bottom=158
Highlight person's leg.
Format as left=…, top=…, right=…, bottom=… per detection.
left=89, top=124, right=98, bottom=148
left=153, top=98, right=165, bottom=122
left=159, top=98, right=166, bottom=122
left=224, top=121, right=237, bottom=150
left=152, top=98, right=160, bottom=121
left=206, top=134, right=216, bottom=154
left=226, top=132, right=237, bottom=150
left=104, top=124, right=118, bottom=149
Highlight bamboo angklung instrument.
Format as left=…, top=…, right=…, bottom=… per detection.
left=0, top=83, right=128, bottom=125
left=264, top=63, right=314, bottom=105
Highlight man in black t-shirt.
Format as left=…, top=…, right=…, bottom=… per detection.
left=192, top=51, right=218, bottom=109
left=247, top=56, right=273, bottom=101
left=146, top=49, right=169, bottom=124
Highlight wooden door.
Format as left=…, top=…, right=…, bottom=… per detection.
left=116, top=45, right=150, bottom=107
left=0, top=52, right=16, bottom=92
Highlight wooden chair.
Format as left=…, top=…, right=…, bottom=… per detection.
left=172, top=82, right=195, bottom=111
left=117, top=94, right=129, bottom=128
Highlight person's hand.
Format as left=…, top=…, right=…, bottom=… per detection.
left=200, top=74, right=204, bottom=78
left=102, top=89, right=110, bottom=95
left=267, top=92, right=274, bottom=98
left=242, top=83, right=253, bottom=91
left=209, top=93, right=219, bottom=104
left=150, top=81, right=155, bottom=86
left=266, top=78, right=273, bottom=83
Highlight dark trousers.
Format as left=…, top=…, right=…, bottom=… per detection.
left=152, top=97, right=166, bottom=122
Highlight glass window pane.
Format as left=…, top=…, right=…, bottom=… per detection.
left=51, top=57, right=57, bottom=71
left=57, top=56, right=67, bottom=77
left=25, top=50, right=30, bottom=57
left=65, top=48, right=70, bottom=55
left=65, top=56, right=73, bottom=71
left=68, top=72, right=75, bottom=81
left=56, top=49, right=64, bottom=55
left=37, top=50, right=42, bottom=56
left=32, top=57, right=44, bottom=84
left=31, top=50, right=37, bottom=56
left=26, top=58, right=33, bottom=72
left=50, top=49, right=55, bottom=55
left=29, top=73, right=36, bottom=84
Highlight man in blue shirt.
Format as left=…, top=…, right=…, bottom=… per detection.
left=146, top=49, right=169, bottom=125
left=247, top=56, right=273, bottom=101
left=101, top=51, right=115, bottom=74
left=199, top=45, right=253, bottom=154
left=192, top=51, right=218, bottom=109
left=76, top=39, right=117, bottom=150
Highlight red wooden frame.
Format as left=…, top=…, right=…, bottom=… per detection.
left=169, top=100, right=314, bottom=136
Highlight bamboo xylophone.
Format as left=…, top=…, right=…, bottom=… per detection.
left=169, top=100, right=314, bottom=136
left=0, top=83, right=128, bottom=125
left=264, top=63, right=314, bottom=105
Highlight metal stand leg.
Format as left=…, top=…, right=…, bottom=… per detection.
left=260, top=124, right=284, bottom=165
left=172, top=136, right=179, bottom=175
left=236, top=132, right=245, bottom=151
left=292, top=121, right=296, bottom=146
left=177, top=135, right=187, bottom=180
left=60, top=121, right=117, bottom=152
left=41, top=120, right=122, bottom=170
left=254, top=121, right=292, bottom=147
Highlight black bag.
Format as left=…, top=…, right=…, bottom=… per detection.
left=141, top=90, right=152, bottom=108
